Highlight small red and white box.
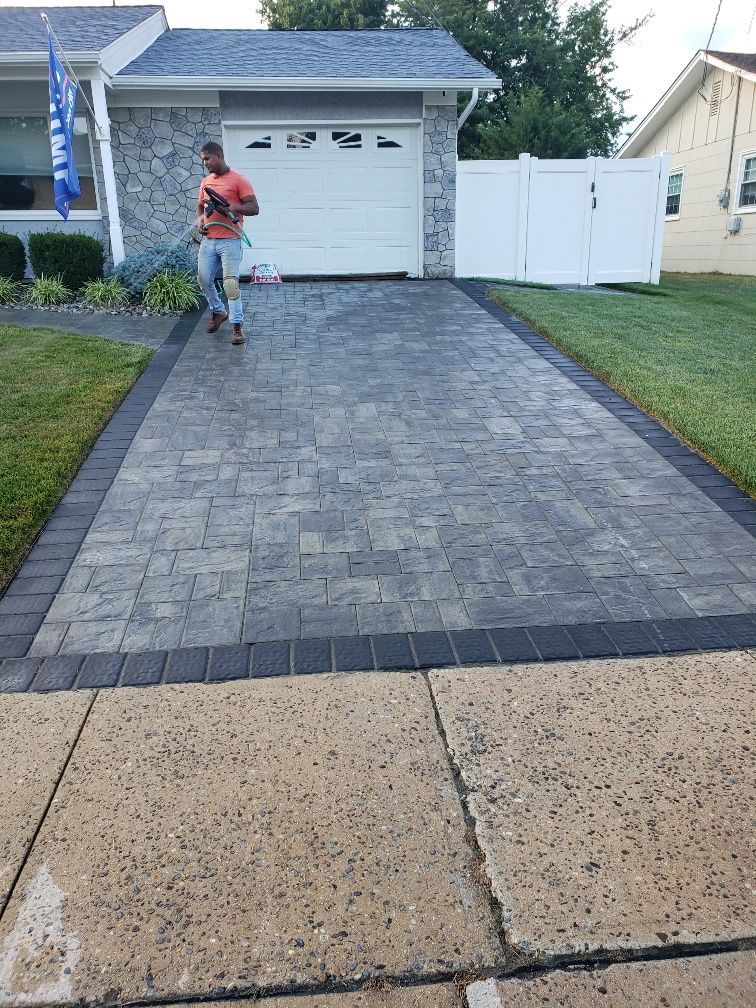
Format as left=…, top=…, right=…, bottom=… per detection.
left=252, top=262, right=282, bottom=283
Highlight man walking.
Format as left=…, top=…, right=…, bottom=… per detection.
left=196, top=141, right=259, bottom=345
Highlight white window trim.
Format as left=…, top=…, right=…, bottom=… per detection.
left=735, top=149, right=756, bottom=214
left=0, top=113, right=102, bottom=219
left=665, top=167, right=684, bottom=221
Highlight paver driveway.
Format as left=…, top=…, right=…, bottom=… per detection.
left=29, top=282, right=755, bottom=656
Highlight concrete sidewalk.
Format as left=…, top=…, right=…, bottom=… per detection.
left=0, top=651, right=753, bottom=1006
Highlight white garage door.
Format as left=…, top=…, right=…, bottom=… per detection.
left=223, top=124, right=420, bottom=277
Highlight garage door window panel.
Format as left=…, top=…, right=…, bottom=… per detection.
left=246, top=134, right=273, bottom=150
left=287, top=131, right=317, bottom=150
left=377, top=133, right=404, bottom=149
left=332, top=131, right=362, bottom=149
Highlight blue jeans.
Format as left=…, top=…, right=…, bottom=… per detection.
left=197, top=237, right=244, bottom=324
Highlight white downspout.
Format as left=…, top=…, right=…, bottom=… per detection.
left=458, top=87, right=479, bottom=131
left=90, top=74, right=125, bottom=265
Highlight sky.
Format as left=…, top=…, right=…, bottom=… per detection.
left=11, top=0, right=756, bottom=130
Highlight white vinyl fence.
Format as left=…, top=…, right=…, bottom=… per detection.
left=456, top=152, right=671, bottom=285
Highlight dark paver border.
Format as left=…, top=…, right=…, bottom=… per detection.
left=0, top=310, right=202, bottom=659
left=452, top=280, right=756, bottom=536
left=1, top=613, right=754, bottom=692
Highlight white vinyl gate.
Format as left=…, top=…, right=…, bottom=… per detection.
left=456, top=153, right=671, bottom=284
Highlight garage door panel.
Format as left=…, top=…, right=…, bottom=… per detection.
left=226, top=124, right=419, bottom=276
left=371, top=244, right=416, bottom=272
left=328, top=245, right=370, bottom=272
left=370, top=206, right=414, bottom=233
left=371, top=167, right=416, bottom=194
left=280, top=207, right=325, bottom=234
left=284, top=245, right=327, bottom=273
left=330, top=206, right=369, bottom=233
left=280, top=167, right=326, bottom=195
left=249, top=168, right=280, bottom=196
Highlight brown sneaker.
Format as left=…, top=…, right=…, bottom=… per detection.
left=231, top=323, right=245, bottom=345
left=206, top=310, right=228, bottom=333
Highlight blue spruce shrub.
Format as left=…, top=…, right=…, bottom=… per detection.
left=114, top=242, right=195, bottom=297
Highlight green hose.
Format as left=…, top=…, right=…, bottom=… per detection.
left=203, top=219, right=253, bottom=247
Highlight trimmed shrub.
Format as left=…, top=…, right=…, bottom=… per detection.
left=28, top=231, right=104, bottom=290
left=26, top=274, right=70, bottom=308
left=142, top=271, right=202, bottom=312
left=82, top=276, right=130, bottom=309
left=114, top=242, right=195, bottom=297
left=0, top=232, right=26, bottom=281
left=0, top=277, right=22, bottom=305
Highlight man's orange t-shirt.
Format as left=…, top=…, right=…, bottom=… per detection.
left=199, top=169, right=255, bottom=239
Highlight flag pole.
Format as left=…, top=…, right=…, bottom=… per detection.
left=40, top=12, right=108, bottom=138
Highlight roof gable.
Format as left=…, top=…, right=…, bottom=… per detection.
left=116, top=27, right=498, bottom=85
left=0, top=4, right=164, bottom=55
left=617, top=48, right=756, bottom=157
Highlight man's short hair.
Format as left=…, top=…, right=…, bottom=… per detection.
left=200, top=141, right=223, bottom=156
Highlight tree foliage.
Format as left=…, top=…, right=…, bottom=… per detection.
left=259, top=0, right=648, bottom=158
left=259, top=0, right=385, bottom=30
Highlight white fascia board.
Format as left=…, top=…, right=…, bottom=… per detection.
left=112, top=75, right=501, bottom=91
left=0, top=52, right=99, bottom=66
left=99, top=11, right=169, bottom=77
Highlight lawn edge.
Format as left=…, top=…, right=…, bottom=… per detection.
left=0, top=333, right=155, bottom=594
left=487, top=286, right=755, bottom=499
left=0, top=311, right=202, bottom=654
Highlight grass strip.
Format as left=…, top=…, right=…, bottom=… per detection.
left=0, top=324, right=153, bottom=590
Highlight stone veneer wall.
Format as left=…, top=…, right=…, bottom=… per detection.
left=109, top=107, right=221, bottom=256
left=423, top=104, right=457, bottom=279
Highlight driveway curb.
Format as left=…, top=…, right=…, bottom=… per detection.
left=1, top=613, right=755, bottom=693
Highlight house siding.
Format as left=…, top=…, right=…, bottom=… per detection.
left=219, top=90, right=423, bottom=121
left=634, top=68, right=756, bottom=275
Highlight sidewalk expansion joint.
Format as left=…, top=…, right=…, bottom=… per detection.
left=493, top=935, right=756, bottom=985
left=421, top=670, right=510, bottom=966
left=451, top=280, right=756, bottom=537
left=72, top=938, right=756, bottom=1008
left=0, top=688, right=98, bottom=923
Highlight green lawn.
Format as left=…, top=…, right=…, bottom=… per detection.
left=0, top=325, right=153, bottom=590
left=490, top=273, right=756, bottom=496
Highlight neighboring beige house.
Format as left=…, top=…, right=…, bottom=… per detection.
left=617, top=50, right=756, bottom=276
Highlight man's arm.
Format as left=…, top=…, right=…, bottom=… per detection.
left=230, top=194, right=260, bottom=217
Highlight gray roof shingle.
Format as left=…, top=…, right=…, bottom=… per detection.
left=118, top=27, right=497, bottom=81
left=0, top=5, right=163, bottom=54
left=706, top=50, right=756, bottom=75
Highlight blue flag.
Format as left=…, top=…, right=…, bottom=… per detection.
left=47, top=34, right=80, bottom=219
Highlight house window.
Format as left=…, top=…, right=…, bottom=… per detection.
left=737, top=152, right=756, bottom=209
left=666, top=170, right=684, bottom=217
left=0, top=115, right=97, bottom=212
left=377, top=134, right=402, bottom=149
left=246, top=135, right=272, bottom=149
left=332, top=130, right=362, bottom=148
left=287, top=130, right=317, bottom=149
